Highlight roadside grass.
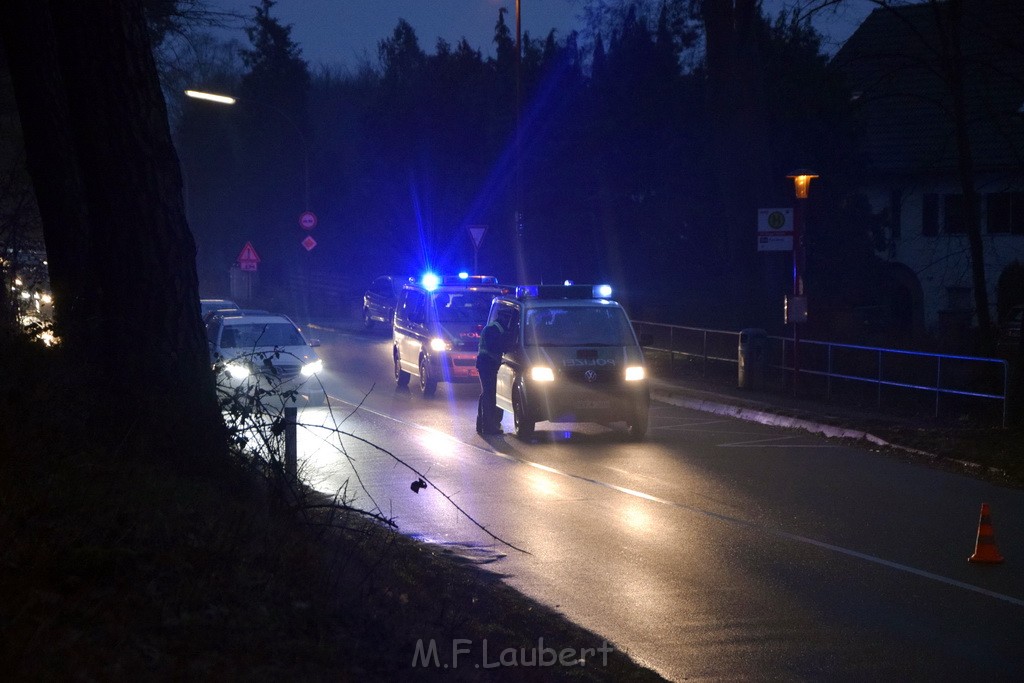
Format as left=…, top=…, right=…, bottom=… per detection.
left=0, top=336, right=665, bottom=681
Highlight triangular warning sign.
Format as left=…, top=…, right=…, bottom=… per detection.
left=238, top=241, right=261, bottom=263
left=468, top=225, right=487, bottom=248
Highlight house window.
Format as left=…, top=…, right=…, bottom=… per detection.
left=943, top=194, right=966, bottom=233
left=922, top=193, right=939, bottom=236
left=987, top=192, right=1024, bottom=235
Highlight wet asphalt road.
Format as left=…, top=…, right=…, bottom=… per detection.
left=295, top=323, right=1024, bottom=681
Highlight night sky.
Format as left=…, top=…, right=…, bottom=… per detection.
left=204, top=0, right=876, bottom=69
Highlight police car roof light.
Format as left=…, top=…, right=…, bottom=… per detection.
left=516, top=284, right=601, bottom=300
left=421, top=273, right=441, bottom=291
left=441, top=274, right=498, bottom=285
left=593, top=284, right=613, bottom=298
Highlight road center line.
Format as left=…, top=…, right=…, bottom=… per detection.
left=326, top=398, right=1024, bottom=609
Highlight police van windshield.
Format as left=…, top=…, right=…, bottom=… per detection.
left=524, top=306, right=635, bottom=347
left=431, top=290, right=495, bottom=323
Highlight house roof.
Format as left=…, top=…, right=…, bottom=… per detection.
left=831, top=0, right=1024, bottom=180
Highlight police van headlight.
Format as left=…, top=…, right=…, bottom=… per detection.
left=530, top=366, right=555, bottom=382
left=301, top=359, right=324, bottom=377
left=624, top=366, right=646, bottom=382
left=429, top=337, right=450, bottom=352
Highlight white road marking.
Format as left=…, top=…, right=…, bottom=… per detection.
left=322, top=397, right=1024, bottom=609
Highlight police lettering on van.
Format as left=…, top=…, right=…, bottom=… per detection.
left=484, top=283, right=651, bottom=440
left=393, top=273, right=509, bottom=396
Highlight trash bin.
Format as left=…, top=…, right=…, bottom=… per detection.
left=738, top=328, right=768, bottom=390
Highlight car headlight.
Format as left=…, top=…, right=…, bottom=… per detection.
left=301, top=359, right=323, bottom=377
left=625, top=366, right=646, bottom=382
left=226, top=362, right=251, bottom=380
left=530, top=366, right=555, bottom=382
left=429, top=337, right=450, bottom=352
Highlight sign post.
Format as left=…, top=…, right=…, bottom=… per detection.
left=468, top=225, right=487, bottom=272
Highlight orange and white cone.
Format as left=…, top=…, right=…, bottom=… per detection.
left=968, top=503, right=1004, bottom=564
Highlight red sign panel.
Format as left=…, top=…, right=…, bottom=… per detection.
left=237, top=241, right=261, bottom=270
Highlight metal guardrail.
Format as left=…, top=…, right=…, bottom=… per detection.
left=632, top=320, right=1010, bottom=427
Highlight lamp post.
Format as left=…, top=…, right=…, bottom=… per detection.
left=184, top=89, right=310, bottom=211
left=514, top=0, right=526, bottom=280
left=786, top=169, right=817, bottom=394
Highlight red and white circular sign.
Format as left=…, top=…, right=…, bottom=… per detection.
left=299, top=211, right=318, bottom=230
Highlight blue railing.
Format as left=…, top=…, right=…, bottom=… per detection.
left=631, top=321, right=1009, bottom=427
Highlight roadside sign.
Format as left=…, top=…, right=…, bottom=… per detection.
left=468, top=225, right=487, bottom=248
left=302, top=235, right=317, bottom=251
left=237, top=241, right=261, bottom=271
left=757, top=208, right=793, bottom=252
left=299, top=211, right=318, bottom=230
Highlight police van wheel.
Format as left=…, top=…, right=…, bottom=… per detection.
left=512, top=386, right=534, bottom=438
left=419, top=358, right=437, bottom=396
left=627, top=406, right=649, bottom=441
left=394, top=354, right=410, bottom=386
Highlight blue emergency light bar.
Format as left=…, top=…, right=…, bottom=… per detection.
left=441, top=274, right=498, bottom=285
left=515, top=284, right=613, bottom=300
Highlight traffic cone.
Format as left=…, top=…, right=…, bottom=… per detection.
left=968, top=503, right=1004, bottom=564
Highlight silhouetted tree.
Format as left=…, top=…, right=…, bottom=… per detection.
left=0, top=0, right=225, bottom=468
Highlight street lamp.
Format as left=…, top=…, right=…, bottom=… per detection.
left=786, top=169, right=817, bottom=393
left=184, top=89, right=310, bottom=211
left=514, top=0, right=526, bottom=281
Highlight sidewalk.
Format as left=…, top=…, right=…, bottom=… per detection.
left=648, top=371, right=1022, bottom=487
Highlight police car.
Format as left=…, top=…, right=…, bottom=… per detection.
left=393, top=273, right=510, bottom=396
left=486, top=284, right=651, bottom=440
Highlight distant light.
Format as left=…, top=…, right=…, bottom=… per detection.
left=563, top=280, right=574, bottom=286
left=20, top=291, right=30, bottom=300
left=458, top=272, right=469, bottom=279
left=594, top=284, right=613, bottom=298
left=421, top=273, right=440, bottom=291
left=184, top=89, right=236, bottom=105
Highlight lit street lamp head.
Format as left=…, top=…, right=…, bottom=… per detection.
left=184, top=90, right=236, bottom=105
left=787, top=169, right=819, bottom=199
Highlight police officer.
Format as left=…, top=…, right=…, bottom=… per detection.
left=476, top=313, right=509, bottom=434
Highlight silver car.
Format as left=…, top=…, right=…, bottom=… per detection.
left=206, top=313, right=326, bottom=407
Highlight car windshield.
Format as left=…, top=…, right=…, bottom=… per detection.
left=220, top=322, right=306, bottom=349
left=431, top=291, right=494, bottom=323
left=524, top=306, right=635, bottom=347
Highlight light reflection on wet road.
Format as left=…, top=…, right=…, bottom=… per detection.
left=289, top=325, right=1024, bottom=681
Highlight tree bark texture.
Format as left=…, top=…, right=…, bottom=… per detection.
left=0, top=0, right=225, bottom=465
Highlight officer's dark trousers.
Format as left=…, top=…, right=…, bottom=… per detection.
left=476, top=357, right=501, bottom=431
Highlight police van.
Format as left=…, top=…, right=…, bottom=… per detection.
left=486, top=284, right=651, bottom=440
left=393, top=273, right=510, bottom=395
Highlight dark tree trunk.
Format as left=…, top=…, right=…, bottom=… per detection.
left=935, top=0, right=993, bottom=351
left=702, top=0, right=774, bottom=327
left=0, top=0, right=226, bottom=468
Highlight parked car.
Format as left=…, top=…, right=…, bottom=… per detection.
left=200, top=298, right=239, bottom=318
left=362, top=276, right=407, bottom=330
left=202, top=308, right=270, bottom=324
left=206, top=313, right=325, bottom=407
